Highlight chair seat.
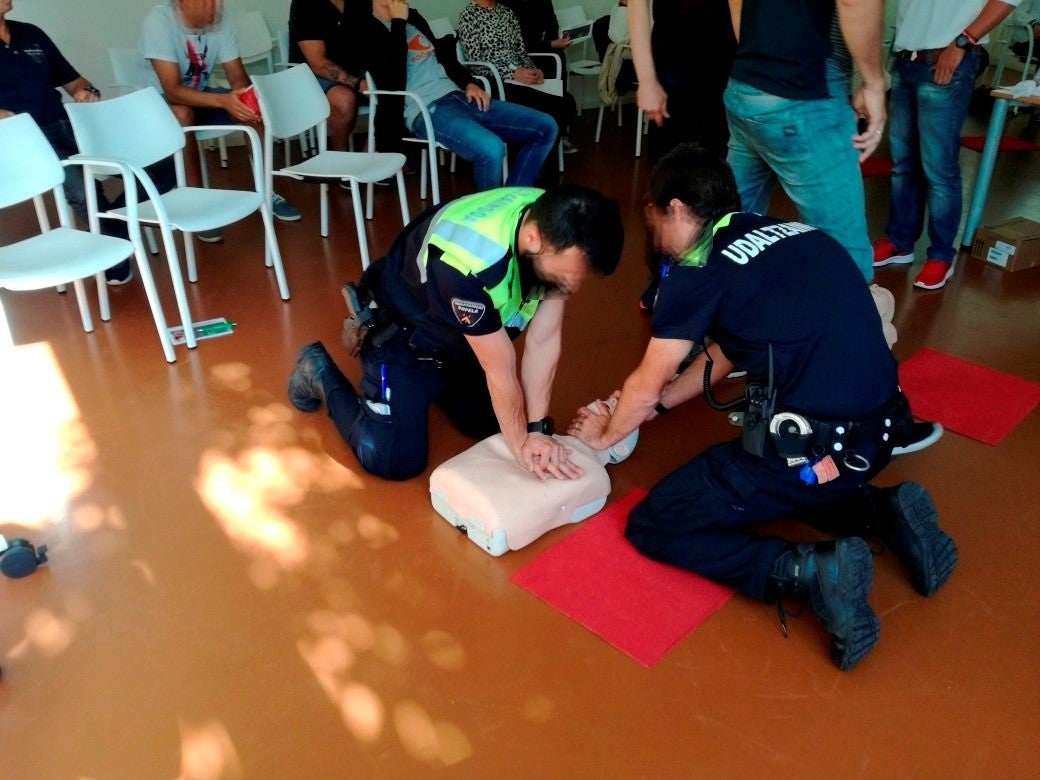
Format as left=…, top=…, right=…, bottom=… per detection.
left=280, top=151, right=406, bottom=183
left=0, top=228, right=131, bottom=290
left=112, top=186, right=263, bottom=233
left=569, top=60, right=602, bottom=76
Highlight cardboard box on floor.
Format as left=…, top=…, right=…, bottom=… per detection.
left=971, top=217, right=1040, bottom=272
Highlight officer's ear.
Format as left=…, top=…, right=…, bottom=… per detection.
left=519, top=220, right=544, bottom=255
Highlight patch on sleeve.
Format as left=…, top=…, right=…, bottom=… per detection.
left=451, top=298, right=487, bottom=327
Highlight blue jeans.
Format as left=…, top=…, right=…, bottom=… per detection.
left=725, top=78, right=873, bottom=281
left=885, top=50, right=979, bottom=263
left=412, top=92, right=558, bottom=192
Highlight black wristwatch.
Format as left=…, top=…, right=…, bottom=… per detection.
left=526, top=416, right=555, bottom=435
left=954, top=32, right=975, bottom=50
left=85, top=85, right=101, bottom=97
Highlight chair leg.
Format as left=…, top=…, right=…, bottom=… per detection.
left=218, top=136, right=229, bottom=168
left=183, top=232, right=198, bottom=283
left=95, top=270, right=111, bottom=322
left=259, top=205, right=290, bottom=300
left=145, top=226, right=159, bottom=255
left=636, top=109, right=645, bottom=158
left=595, top=105, right=605, bottom=143
left=366, top=180, right=375, bottom=221
left=429, top=147, right=441, bottom=205
left=396, top=170, right=410, bottom=226
left=156, top=221, right=197, bottom=349
left=131, top=245, right=176, bottom=363
left=72, top=278, right=95, bottom=332
left=420, top=149, right=429, bottom=200
left=558, top=141, right=564, bottom=173
left=198, top=141, right=210, bottom=189
left=320, top=182, right=329, bottom=238
left=349, top=179, right=370, bottom=270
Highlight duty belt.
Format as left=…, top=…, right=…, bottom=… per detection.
left=894, top=48, right=946, bottom=64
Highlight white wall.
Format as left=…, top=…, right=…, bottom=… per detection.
left=8, top=0, right=615, bottom=88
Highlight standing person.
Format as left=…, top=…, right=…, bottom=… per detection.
left=720, top=0, right=886, bottom=282
left=289, top=0, right=369, bottom=151
left=872, top=0, right=1020, bottom=290
left=357, top=0, right=557, bottom=192
left=287, top=185, right=623, bottom=481
left=458, top=0, right=578, bottom=153
left=628, top=0, right=736, bottom=160
left=0, top=0, right=169, bottom=284
left=140, top=0, right=300, bottom=224
left=569, top=145, right=957, bottom=671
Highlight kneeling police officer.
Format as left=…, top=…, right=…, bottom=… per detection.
left=569, top=145, right=957, bottom=671
left=289, top=185, right=623, bottom=481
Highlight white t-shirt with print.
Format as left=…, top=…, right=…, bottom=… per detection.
left=138, top=1, right=240, bottom=92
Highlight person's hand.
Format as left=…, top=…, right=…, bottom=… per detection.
left=934, top=44, right=966, bottom=86
left=465, top=83, right=490, bottom=110
left=0, top=109, right=14, bottom=120
left=851, top=82, right=887, bottom=162
left=388, top=0, right=409, bottom=21
left=551, top=35, right=571, bottom=49
left=513, top=67, right=543, bottom=85
left=358, top=79, right=369, bottom=95
left=72, top=89, right=100, bottom=103
left=567, top=403, right=611, bottom=450
left=518, top=433, right=583, bottom=480
left=638, top=77, right=669, bottom=127
left=223, top=89, right=260, bottom=124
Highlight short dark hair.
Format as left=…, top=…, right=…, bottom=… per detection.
left=528, top=185, right=623, bottom=276
left=645, top=143, right=741, bottom=224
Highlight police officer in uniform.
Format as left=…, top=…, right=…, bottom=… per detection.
left=569, top=144, right=957, bottom=671
left=289, top=185, right=623, bottom=481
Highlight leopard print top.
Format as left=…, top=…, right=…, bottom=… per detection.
left=458, top=2, right=535, bottom=79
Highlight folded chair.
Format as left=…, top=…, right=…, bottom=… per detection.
left=0, top=113, right=175, bottom=361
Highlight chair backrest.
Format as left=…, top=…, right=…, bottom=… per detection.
left=65, top=87, right=186, bottom=169
left=557, top=6, right=593, bottom=42
left=108, top=47, right=142, bottom=88
left=0, top=114, right=65, bottom=209
left=427, top=16, right=455, bottom=39
left=251, top=64, right=331, bottom=141
left=235, top=10, right=274, bottom=70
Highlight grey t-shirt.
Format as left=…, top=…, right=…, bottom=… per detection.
left=139, top=1, right=240, bottom=92
left=386, top=20, right=458, bottom=130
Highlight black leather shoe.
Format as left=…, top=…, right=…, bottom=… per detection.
left=770, top=538, right=879, bottom=671
left=288, top=341, right=333, bottom=412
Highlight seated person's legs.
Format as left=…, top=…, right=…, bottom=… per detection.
left=472, top=99, right=558, bottom=186
left=415, top=93, right=509, bottom=192
left=316, top=78, right=360, bottom=151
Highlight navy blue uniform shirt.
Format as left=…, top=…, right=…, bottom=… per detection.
left=0, top=21, right=79, bottom=126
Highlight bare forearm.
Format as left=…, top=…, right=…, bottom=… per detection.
left=836, top=0, right=884, bottom=88
left=965, top=0, right=1019, bottom=40
left=658, top=343, right=733, bottom=409
left=520, top=332, right=561, bottom=423
left=627, top=0, right=657, bottom=84
left=488, top=373, right=530, bottom=457
left=317, top=60, right=360, bottom=89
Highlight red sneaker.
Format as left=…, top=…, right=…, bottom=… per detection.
left=873, top=237, right=915, bottom=268
left=913, top=259, right=954, bottom=290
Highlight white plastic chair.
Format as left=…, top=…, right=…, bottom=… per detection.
left=0, top=113, right=175, bottom=361
left=65, top=87, right=289, bottom=350
left=251, top=65, right=409, bottom=270
left=235, top=11, right=276, bottom=75
left=110, top=46, right=234, bottom=191
left=364, top=74, right=444, bottom=204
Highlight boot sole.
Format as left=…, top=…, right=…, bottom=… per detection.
left=816, top=538, right=880, bottom=671
left=891, top=482, right=958, bottom=596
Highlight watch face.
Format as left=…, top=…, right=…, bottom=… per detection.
left=955, top=34, right=971, bottom=49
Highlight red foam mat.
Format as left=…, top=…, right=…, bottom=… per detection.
left=512, top=488, right=733, bottom=667
left=900, top=349, right=1040, bottom=446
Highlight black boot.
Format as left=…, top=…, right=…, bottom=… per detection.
left=768, top=538, right=879, bottom=671
left=288, top=341, right=337, bottom=412
left=870, top=482, right=958, bottom=597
